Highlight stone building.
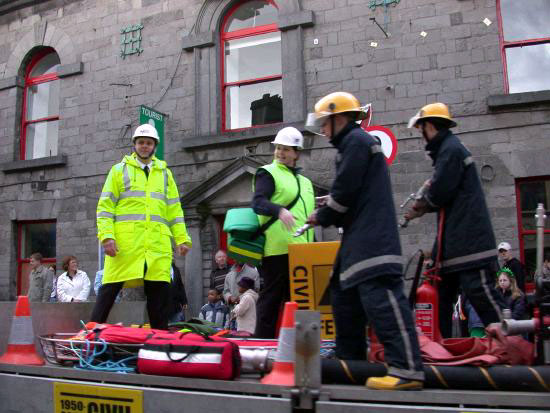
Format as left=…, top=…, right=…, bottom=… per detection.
left=0, top=0, right=549, bottom=313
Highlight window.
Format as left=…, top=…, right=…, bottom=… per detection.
left=515, top=178, right=550, bottom=281
left=497, top=0, right=550, bottom=93
left=221, top=0, right=282, bottom=131
left=16, top=220, right=56, bottom=295
left=21, top=48, right=60, bottom=160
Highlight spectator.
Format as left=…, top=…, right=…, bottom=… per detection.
left=232, top=277, right=258, bottom=334
left=210, top=249, right=230, bottom=294
left=168, top=263, right=188, bottom=323
left=223, top=262, right=260, bottom=308
left=542, top=252, right=550, bottom=279
left=199, top=289, right=230, bottom=329
left=27, top=252, right=54, bottom=302
left=498, top=242, right=526, bottom=292
left=49, top=264, right=58, bottom=302
left=495, top=268, right=526, bottom=321
left=57, top=256, right=91, bottom=302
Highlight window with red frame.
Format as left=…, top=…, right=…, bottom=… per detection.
left=17, top=220, right=56, bottom=296
left=21, top=48, right=60, bottom=160
left=497, top=0, right=550, bottom=93
left=221, top=0, right=282, bottom=131
left=515, top=177, right=550, bottom=281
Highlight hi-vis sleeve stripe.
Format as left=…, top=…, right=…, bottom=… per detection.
left=100, top=192, right=118, bottom=203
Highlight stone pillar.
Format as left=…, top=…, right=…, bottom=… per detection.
left=184, top=219, right=203, bottom=316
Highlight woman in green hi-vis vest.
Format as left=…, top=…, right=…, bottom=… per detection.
left=251, top=127, right=315, bottom=338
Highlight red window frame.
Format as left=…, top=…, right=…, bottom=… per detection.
left=514, top=177, right=550, bottom=283
left=220, top=0, right=281, bottom=132
left=16, top=220, right=56, bottom=296
left=21, top=48, right=60, bottom=160
left=496, top=0, right=550, bottom=93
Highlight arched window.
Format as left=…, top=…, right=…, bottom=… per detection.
left=21, top=48, right=60, bottom=160
left=221, top=0, right=282, bottom=131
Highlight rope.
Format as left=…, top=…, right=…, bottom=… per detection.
left=70, top=339, right=137, bottom=373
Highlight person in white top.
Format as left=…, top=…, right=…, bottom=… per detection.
left=231, top=277, right=258, bottom=334
left=57, top=255, right=91, bottom=302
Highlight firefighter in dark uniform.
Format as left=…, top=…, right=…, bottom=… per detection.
left=306, top=92, right=424, bottom=391
left=405, top=103, right=506, bottom=338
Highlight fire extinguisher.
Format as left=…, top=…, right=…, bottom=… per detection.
left=411, top=211, right=445, bottom=343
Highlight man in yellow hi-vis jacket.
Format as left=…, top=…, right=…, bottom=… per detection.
left=90, top=124, right=192, bottom=329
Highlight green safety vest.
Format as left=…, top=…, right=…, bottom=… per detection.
left=255, top=160, right=315, bottom=257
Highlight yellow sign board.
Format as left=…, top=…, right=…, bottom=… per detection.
left=54, top=382, right=143, bottom=413
left=289, top=241, right=340, bottom=339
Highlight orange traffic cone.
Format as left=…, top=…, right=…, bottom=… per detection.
left=0, top=296, right=44, bottom=365
left=261, top=301, right=298, bottom=386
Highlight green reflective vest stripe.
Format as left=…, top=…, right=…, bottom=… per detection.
left=255, top=161, right=315, bottom=257
left=97, top=153, right=191, bottom=284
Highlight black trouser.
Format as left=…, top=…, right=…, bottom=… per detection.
left=90, top=280, right=171, bottom=330
left=254, top=254, right=290, bottom=338
left=438, top=267, right=506, bottom=338
left=331, top=271, right=425, bottom=381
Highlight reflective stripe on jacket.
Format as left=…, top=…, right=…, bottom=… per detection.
left=97, top=153, right=191, bottom=284
left=255, top=160, right=315, bottom=256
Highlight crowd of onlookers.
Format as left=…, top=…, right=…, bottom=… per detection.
left=199, top=249, right=260, bottom=334
left=452, top=241, right=550, bottom=338
left=26, top=242, right=550, bottom=337
left=28, top=253, right=91, bottom=303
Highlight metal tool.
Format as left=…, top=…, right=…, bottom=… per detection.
left=399, top=180, right=431, bottom=228
left=293, top=224, right=312, bottom=237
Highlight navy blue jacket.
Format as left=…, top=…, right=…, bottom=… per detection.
left=424, top=130, right=498, bottom=274
left=317, top=123, right=403, bottom=289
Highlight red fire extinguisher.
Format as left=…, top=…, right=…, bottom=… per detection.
left=415, top=275, right=442, bottom=342
left=414, top=211, right=445, bottom=343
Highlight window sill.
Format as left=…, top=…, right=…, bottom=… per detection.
left=1, top=154, right=68, bottom=173
left=181, top=121, right=307, bottom=150
left=487, top=90, right=550, bottom=109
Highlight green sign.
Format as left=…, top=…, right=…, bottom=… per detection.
left=139, top=105, right=165, bottom=160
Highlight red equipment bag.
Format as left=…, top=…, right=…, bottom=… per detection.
left=137, top=332, right=241, bottom=380
left=84, top=324, right=166, bottom=344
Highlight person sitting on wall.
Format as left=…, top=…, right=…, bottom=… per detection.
left=223, top=262, right=260, bottom=308
left=231, top=277, right=259, bottom=334
left=199, top=289, right=230, bottom=329
left=28, top=252, right=54, bottom=303
left=57, top=255, right=91, bottom=302
left=495, top=268, right=526, bottom=321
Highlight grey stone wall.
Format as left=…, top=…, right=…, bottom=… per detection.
left=0, top=0, right=548, bottom=306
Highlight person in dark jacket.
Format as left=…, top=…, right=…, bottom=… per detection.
left=210, top=249, right=230, bottom=295
left=306, top=92, right=424, bottom=391
left=405, top=102, right=506, bottom=339
left=497, top=242, right=526, bottom=293
left=495, top=268, right=526, bottom=320
left=168, top=263, right=188, bottom=323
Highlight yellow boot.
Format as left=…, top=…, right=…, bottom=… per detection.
left=366, top=375, right=423, bottom=391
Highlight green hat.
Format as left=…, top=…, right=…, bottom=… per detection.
left=497, top=267, right=515, bottom=279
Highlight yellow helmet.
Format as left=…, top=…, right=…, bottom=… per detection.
left=407, top=102, right=456, bottom=129
left=306, top=92, right=370, bottom=135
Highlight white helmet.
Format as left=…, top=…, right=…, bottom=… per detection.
left=132, top=124, right=160, bottom=143
left=271, top=127, right=303, bottom=149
